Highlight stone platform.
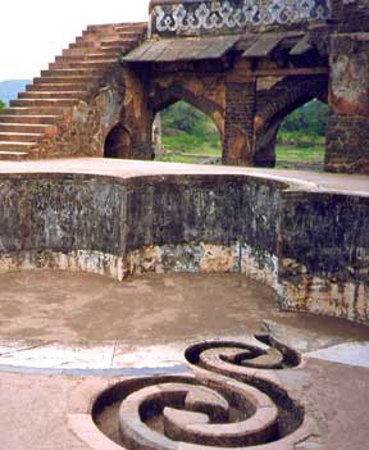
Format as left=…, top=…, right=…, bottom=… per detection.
left=0, top=157, right=368, bottom=193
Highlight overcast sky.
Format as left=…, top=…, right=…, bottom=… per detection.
left=0, top=0, right=149, bottom=81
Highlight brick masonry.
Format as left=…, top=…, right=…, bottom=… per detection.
left=0, top=1, right=369, bottom=172
left=326, top=33, right=369, bottom=173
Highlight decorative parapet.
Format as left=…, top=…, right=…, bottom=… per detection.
left=149, top=0, right=332, bottom=37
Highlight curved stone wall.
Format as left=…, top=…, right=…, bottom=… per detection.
left=0, top=172, right=367, bottom=325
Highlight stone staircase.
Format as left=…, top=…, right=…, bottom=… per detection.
left=0, top=22, right=146, bottom=160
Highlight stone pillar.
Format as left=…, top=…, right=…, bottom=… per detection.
left=223, top=80, right=256, bottom=166
left=152, top=113, right=163, bottom=158
left=326, top=34, right=369, bottom=174
left=122, top=68, right=153, bottom=160
left=253, top=120, right=282, bottom=168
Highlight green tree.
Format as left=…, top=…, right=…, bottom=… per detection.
left=0, top=99, right=5, bottom=110
left=280, top=100, right=328, bottom=137
left=162, top=101, right=218, bottom=137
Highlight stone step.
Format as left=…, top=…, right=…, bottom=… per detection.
left=0, top=150, right=30, bottom=161
left=69, top=41, right=98, bottom=49
left=75, top=36, right=100, bottom=44
left=83, top=30, right=135, bottom=39
left=68, top=36, right=98, bottom=48
left=41, top=68, right=105, bottom=77
left=19, top=91, right=88, bottom=100
left=0, top=141, right=36, bottom=151
left=0, top=115, right=59, bottom=124
left=1, top=107, right=66, bottom=116
left=97, top=46, right=124, bottom=54
left=56, top=53, right=118, bottom=63
left=0, top=123, right=57, bottom=134
left=100, top=39, right=136, bottom=48
left=34, top=75, right=101, bottom=84
left=0, top=132, right=44, bottom=142
left=55, top=54, right=91, bottom=62
left=86, top=23, right=126, bottom=31
left=114, top=24, right=146, bottom=32
left=10, top=98, right=77, bottom=108
left=83, top=26, right=117, bottom=35
left=116, top=30, right=145, bottom=36
left=62, top=46, right=119, bottom=57
left=27, top=82, right=91, bottom=92
left=76, top=33, right=119, bottom=43
left=85, top=53, right=121, bottom=61
left=86, top=22, right=144, bottom=31
left=63, top=43, right=132, bottom=57
left=48, top=60, right=117, bottom=70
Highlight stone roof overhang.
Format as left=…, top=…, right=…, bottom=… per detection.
left=123, top=30, right=318, bottom=64
left=122, top=35, right=240, bottom=63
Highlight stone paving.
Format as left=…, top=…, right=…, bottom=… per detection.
left=0, top=158, right=368, bottom=196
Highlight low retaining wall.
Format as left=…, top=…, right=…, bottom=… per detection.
left=0, top=172, right=367, bottom=325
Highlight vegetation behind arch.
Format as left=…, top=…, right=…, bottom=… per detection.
left=279, top=99, right=328, bottom=143
left=276, top=100, right=328, bottom=169
left=158, top=101, right=222, bottom=164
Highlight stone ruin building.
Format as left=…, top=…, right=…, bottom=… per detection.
left=0, top=2, right=368, bottom=450
left=0, top=0, right=368, bottom=173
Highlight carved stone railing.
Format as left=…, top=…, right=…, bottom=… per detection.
left=149, top=0, right=332, bottom=36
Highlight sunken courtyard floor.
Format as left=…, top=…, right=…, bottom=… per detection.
left=0, top=159, right=367, bottom=449
left=0, top=271, right=368, bottom=450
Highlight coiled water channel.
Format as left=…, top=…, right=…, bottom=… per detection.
left=93, top=337, right=306, bottom=448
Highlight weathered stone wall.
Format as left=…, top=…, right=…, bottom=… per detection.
left=0, top=173, right=280, bottom=288
left=326, top=33, right=369, bottom=173
left=331, top=0, right=369, bottom=33
left=0, top=172, right=367, bottom=325
left=279, top=190, right=369, bottom=324
left=27, top=68, right=127, bottom=160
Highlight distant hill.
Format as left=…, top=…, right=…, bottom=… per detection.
left=0, top=80, right=31, bottom=105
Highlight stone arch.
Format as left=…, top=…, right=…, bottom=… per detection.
left=254, top=75, right=328, bottom=167
left=104, top=122, right=132, bottom=158
left=149, top=84, right=225, bottom=141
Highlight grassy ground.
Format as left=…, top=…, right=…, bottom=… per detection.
left=157, top=131, right=325, bottom=169
left=157, top=132, right=222, bottom=164
left=276, top=144, right=325, bottom=170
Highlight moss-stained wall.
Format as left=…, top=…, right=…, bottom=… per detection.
left=279, top=191, right=369, bottom=323
left=0, top=172, right=367, bottom=325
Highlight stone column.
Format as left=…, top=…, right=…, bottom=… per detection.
left=326, top=34, right=369, bottom=174
left=253, top=120, right=282, bottom=168
left=223, top=80, right=256, bottom=166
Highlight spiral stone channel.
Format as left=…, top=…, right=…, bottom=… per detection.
left=93, top=335, right=306, bottom=449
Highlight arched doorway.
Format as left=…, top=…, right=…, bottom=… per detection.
left=104, top=123, right=131, bottom=159
left=254, top=76, right=328, bottom=169
left=275, top=99, right=328, bottom=170
left=153, top=101, right=222, bottom=164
